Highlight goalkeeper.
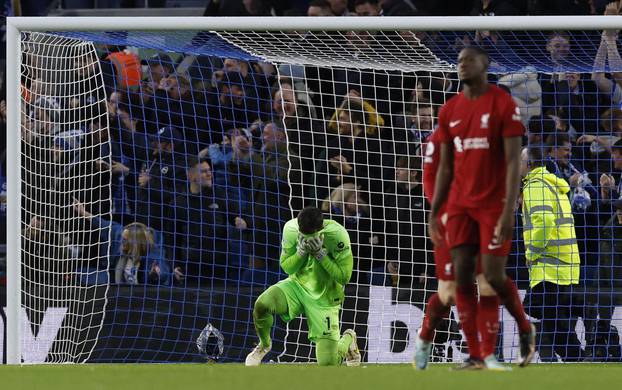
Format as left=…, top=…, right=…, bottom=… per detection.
left=245, top=206, right=360, bottom=366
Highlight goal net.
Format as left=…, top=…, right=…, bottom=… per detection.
left=7, top=18, right=622, bottom=364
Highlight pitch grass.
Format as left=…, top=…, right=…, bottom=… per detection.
left=2, top=363, right=621, bottom=390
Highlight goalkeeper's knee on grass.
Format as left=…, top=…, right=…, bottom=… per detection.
left=315, top=332, right=354, bottom=366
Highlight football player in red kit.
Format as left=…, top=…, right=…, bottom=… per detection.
left=429, top=47, right=536, bottom=369
left=414, top=129, right=503, bottom=370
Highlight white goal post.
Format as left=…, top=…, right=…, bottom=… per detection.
left=7, top=15, right=622, bottom=365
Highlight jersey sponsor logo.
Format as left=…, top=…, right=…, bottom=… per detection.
left=512, top=106, right=522, bottom=121
left=480, top=113, right=490, bottom=129
left=449, top=119, right=462, bottom=127
left=453, top=136, right=490, bottom=152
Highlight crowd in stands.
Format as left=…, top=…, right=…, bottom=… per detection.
left=6, top=1, right=622, bottom=301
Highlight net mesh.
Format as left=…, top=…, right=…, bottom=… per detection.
left=14, top=27, right=622, bottom=363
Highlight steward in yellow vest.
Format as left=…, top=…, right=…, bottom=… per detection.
left=520, top=145, right=584, bottom=361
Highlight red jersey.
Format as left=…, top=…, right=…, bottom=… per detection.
left=436, top=84, right=524, bottom=209
left=422, top=129, right=441, bottom=204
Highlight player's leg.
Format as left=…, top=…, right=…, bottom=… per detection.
left=421, top=280, right=455, bottom=342
left=415, top=213, right=456, bottom=369
left=476, top=273, right=509, bottom=370
left=478, top=207, right=535, bottom=367
left=445, top=209, right=482, bottom=368
left=308, top=304, right=359, bottom=366
left=414, top=280, right=454, bottom=369
left=253, top=285, right=289, bottom=347
left=315, top=333, right=358, bottom=366
left=246, top=281, right=299, bottom=366
left=480, top=254, right=535, bottom=366
left=452, top=244, right=482, bottom=368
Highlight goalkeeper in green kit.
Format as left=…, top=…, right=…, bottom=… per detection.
left=245, top=207, right=361, bottom=366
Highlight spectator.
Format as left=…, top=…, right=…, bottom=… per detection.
left=328, top=0, right=350, bottom=15
left=470, top=0, right=521, bottom=15
left=520, top=145, right=584, bottom=362
left=546, top=133, right=600, bottom=283
left=379, top=0, right=419, bottom=15
left=354, top=0, right=381, bottom=15
left=498, top=67, right=542, bottom=125
left=599, top=138, right=622, bottom=205
left=248, top=123, right=302, bottom=279
left=22, top=216, right=72, bottom=287
left=134, top=125, right=187, bottom=231
left=545, top=31, right=572, bottom=70
left=600, top=198, right=622, bottom=288
left=541, top=71, right=604, bottom=134
left=75, top=199, right=171, bottom=286
left=168, top=156, right=247, bottom=281
left=270, top=80, right=318, bottom=201
left=527, top=115, right=556, bottom=145
left=144, top=53, right=174, bottom=91
left=101, top=44, right=141, bottom=91
left=207, top=71, right=259, bottom=141
left=592, top=4, right=622, bottom=106
left=383, top=156, right=430, bottom=288
left=394, top=99, right=435, bottom=156
left=321, top=93, right=384, bottom=205
left=321, top=183, right=381, bottom=284
left=153, top=74, right=207, bottom=152
left=577, top=109, right=622, bottom=175
left=202, top=127, right=244, bottom=171
left=527, top=0, right=595, bottom=15
left=307, top=0, right=335, bottom=16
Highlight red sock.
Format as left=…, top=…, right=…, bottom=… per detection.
left=478, top=295, right=500, bottom=358
left=420, top=293, right=451, bottom=342
left=495, top=277, right=531, bottom=334
left=455, top=283, right=480, bottom=360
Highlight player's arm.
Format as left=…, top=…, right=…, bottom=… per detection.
left=306, top=228, right=353, bottom=285
left=317, top=234, right=353, bottom=286
left=428, top=142, right=453, bottom=244
left=430, top=142, right=453, bottom=218
left=495, top=135, right=522, bottom=243
left=279, top=228, right=307, bottom=275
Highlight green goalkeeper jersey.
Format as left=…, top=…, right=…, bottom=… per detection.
left=280, top=218, right=353, bottom=306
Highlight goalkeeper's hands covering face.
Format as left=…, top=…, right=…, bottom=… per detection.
left=305, top=234, right=327, bottom=261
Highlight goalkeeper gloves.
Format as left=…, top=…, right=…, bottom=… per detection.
left=296, top=234, right=308, bottom=258
left=306, top=235, right=327, bottom=261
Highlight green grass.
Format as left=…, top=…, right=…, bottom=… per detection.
left=2, top=363, right=621, bottom=390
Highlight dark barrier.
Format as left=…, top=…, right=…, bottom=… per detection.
left=2, top=285, right=622, bottom=363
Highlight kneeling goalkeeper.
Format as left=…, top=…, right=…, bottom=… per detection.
left=245, top=206, right=360, bottom=366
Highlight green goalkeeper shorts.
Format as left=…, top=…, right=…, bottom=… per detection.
left=275, top=278, right=341, bottom=342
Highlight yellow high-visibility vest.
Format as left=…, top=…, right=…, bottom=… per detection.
left=522, top=166, right=580, bottom=288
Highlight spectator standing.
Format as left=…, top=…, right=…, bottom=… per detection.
left=134, top=126, right=187, bottom=231
left=600, top=199, right=622, bottom=288
left=168, top=157, right=246, bottom=281
left=383, top=156, right=429, bottom=288
left=520, top=145, right=583, bottom=361
left=354, top=0, right=381, bottom=15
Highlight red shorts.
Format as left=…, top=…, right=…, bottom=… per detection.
left=445, top=205, right=512, bottom=257
left=434, top=212, right=484, bottom=280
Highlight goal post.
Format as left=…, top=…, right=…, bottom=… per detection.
left=6, top=16, right=622, bottom=365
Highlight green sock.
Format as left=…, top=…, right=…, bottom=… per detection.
left=254, top=312, right=273, bottom=348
